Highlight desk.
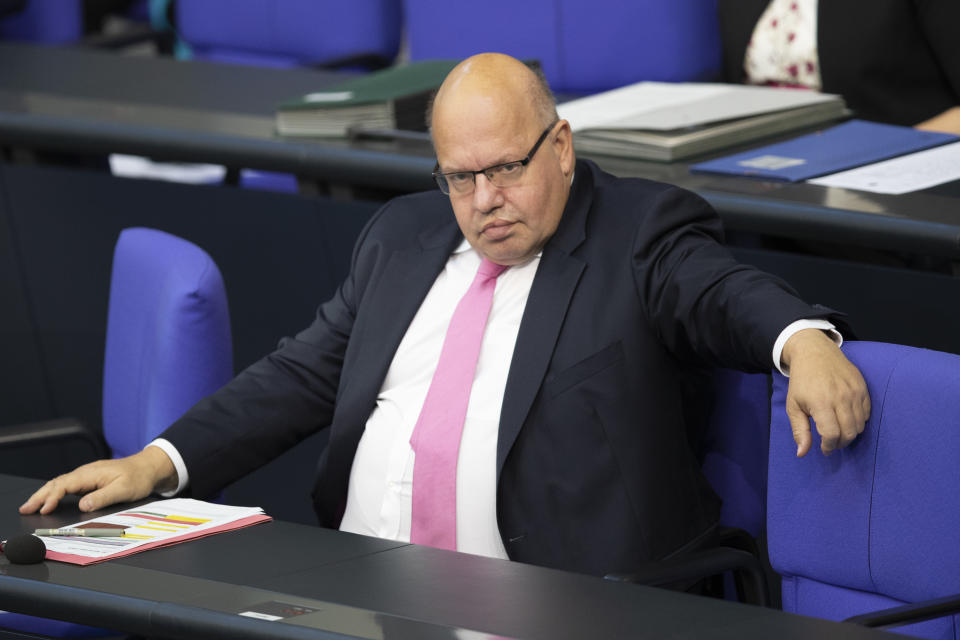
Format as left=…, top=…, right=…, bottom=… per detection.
left=0, top=41, right=433, bottom=196
left=1, top=41, right=960, bottom=257
left=0, top=475, right=896, bottom=639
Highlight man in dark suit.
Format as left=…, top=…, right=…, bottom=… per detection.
left=22, top=53, right=869, bottom=576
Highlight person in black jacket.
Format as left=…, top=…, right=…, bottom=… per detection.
left=718, top=0, right=960, bottom=134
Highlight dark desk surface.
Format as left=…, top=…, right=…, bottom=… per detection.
left=1, top=41, right=959, bottom=258
left=0, top=474, right=896, bottom=640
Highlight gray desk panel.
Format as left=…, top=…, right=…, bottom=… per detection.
left=1, top=42, right=959, bottom=256
left=119, top=522, right=408, bottom=586
left=0, top=566, right=359, bottom=640
left=2, top=485, right=406, bottom=587
left=0, top=106, right=436, bottom=192
left=0, top=475, right=899, bottom=639
left=256, top=543, right=894, bottom=640
left=703, top=190, right=960, bottom=257
left=589, top=153, right=960, bottom=259
left=0, top=559, right=502, bottom=640
left=0, top=42, right=340, bottom=114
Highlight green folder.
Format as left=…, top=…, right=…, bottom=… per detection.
left=276, top=59, right=461, bottom=137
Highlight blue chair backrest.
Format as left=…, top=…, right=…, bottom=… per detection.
left=102, top=227, right=233, bottom=458
left=0, top=0, right=81, bottom=43
left=768, top=341, right=960, bottom=639
left=702, top=369, right=771, bottom=538
left=404, top=0, right=721, bottom=94
left=176, top=0, right=402, bottom=68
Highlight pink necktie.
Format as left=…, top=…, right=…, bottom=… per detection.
left=409, top=257, right=507, bottom=550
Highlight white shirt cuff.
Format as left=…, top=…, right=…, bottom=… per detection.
left=772, top=319, right=842, bottom=376
left=146, top=439, right=189, bottom=497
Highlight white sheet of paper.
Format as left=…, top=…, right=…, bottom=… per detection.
left=109, top=154, right=226, bottom=184
left=808, top=141, right=960, bottom=194
left=557, top=82, right=838, bottom=131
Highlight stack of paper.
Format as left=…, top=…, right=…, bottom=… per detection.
left=40, top=498, right=271, bottom=565
left=275, top=59, right=459, bottom=138
left=557, top=82, right=847, bottom=162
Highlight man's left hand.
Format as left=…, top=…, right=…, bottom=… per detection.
left=780, top=329, right=871, bottom=457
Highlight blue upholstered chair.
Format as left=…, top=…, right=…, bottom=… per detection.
left=100, top=227, right=233, bottom=458
left=177, top=0, right=401, bottom=70
left=0, top=227, right=233, bottom=638
left=404, top=0, right=721, bottom=94
left=768, top=341, right=960, bottom=638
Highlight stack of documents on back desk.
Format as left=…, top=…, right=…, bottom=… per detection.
left=690, top=119, right=959, bottom=182
left=557, top=82, right=846, bottom=161
left=39, top=498, right=271, bottom=565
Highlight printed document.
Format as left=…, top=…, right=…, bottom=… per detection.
left=39, top=498, right=270, bottom=565
left=808, top=141, right=960, bottom=194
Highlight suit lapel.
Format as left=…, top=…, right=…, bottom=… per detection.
left=496, top=164, right=593, bottom=476
left=334, top=214, right=461, bottom=464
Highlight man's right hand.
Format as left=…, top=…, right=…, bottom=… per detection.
left=18, top=446, right=178, bottom=515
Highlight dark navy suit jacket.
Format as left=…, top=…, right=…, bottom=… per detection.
left=164, top=159, right=839, bottom=576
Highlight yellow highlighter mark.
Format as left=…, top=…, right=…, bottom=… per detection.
left=167, top=515, right=209, bottom=524
left=150, top=521, right=190, bottom=529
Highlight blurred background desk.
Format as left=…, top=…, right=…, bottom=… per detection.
left=2, top=40, right=960, bottom=250
left=0, top=474, right=898, bottom=640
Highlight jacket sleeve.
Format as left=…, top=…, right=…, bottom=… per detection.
left=632, top=185, right=845, bottom=372
left=159, top=201, right=392, bottom=499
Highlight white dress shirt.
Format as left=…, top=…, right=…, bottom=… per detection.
left=150, top=240, right=837, bottom=559
left=337, top=240, right=539, bottom=558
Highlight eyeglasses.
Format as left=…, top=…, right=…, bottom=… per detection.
left=432, top=120, right=559, bottom=196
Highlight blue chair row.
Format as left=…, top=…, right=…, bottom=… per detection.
left=404, top=0, right=722, bottom=94
left=0, top=0, right=403, bottom=69
left=3, top=0, right=722, bottom=93
left=0, top=228, right=233, bottom=638
left=179, top=0, right=401, bottom=70
left=2, top=0, right=723, bottom=193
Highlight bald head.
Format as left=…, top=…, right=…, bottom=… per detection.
left=427, top=53, right=575, bottom=266
left=429, top=53, right=558, bottom=139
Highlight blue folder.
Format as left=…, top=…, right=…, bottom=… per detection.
left=689, top=119, right=959, bottom=182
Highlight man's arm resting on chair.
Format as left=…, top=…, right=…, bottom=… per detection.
left=18, top=445, right=178, bottom=515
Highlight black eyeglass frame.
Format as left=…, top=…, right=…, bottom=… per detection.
left=432, top=120, right=560, bottom=195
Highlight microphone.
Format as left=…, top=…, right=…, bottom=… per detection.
left=1, top=534, right=46, bottom=564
